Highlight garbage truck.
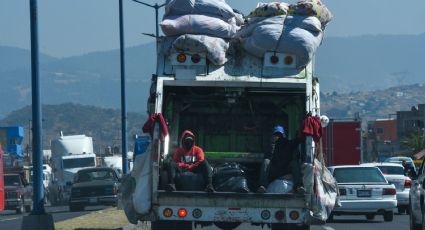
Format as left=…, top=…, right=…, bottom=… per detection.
left=48, top=133, right=96, bottom=205
left=121, top=1, right=337, bottom=230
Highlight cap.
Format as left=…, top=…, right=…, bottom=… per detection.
left=272, top=125, right=285, bottom=135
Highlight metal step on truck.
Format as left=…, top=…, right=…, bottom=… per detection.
left=120, top=31, right=337, bottom=229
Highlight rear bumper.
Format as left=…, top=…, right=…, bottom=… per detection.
left=5, top=199, right=22, bottom=210
left=70, top=195, right=117, bottom=206
left=333, top=199, right=397, bottom=213
left=396, top=191, right=409, bottom=206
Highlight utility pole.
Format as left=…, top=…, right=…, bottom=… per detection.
left=119, top=0, right=128, bottom=174
left=22, top=0, right=55, bottom=229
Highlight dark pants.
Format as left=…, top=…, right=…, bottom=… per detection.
left=258, top=158, right=302, bottom=188
left=168, top=160, right=213, bottom=185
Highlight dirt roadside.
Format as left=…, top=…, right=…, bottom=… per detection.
left=54, top=207, right=149, bottom=230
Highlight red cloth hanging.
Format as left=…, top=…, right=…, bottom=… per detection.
left=301, top=116, right=322, bottom=142
left=142, top=113, right=169, bottom=141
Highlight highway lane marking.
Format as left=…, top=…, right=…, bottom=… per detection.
left=322, top=227, right=335, bottom=230
left=0, top=217, right=19, bottom=222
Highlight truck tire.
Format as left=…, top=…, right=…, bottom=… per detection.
left=365, top=214, right=375, bottom=220
left=25, top=201, right=32, bottom=213
left=214, top=222, right=241, bottom=230
left=383, top=211, right=393, bottom=222
left=271, top=223, right=310, bottom=230
left=69, top=204, right=84, bottom=212
left=16, top=201, right=24, bottom=214
left=151, top=221, right=192, bottom=230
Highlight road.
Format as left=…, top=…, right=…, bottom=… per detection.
left=0, top=205, right=108, bottom=230
left=0, top=207, right=410, bottom=230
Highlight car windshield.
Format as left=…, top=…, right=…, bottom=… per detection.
left=63, top=157, right=95, bottom=169
left=4, top=175, right=21, bottom=186
left=76, top=169, right=117, bottom=183
left=333, top=167, right=387, bottom=183
left=377, top=166, right=404, bottom=175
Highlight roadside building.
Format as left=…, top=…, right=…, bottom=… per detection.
left=397, top=104, right=425, bottom=140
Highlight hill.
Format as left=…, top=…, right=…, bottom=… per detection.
left=0, top=103, right=147, bottom=153
left=1, top=33, right=424, bottom=119
left=321, top=84, right=425, bottom=121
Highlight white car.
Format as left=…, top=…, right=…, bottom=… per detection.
left=328, top=165, right=397, bottom=222
left=409, top=159, right=425, bottom=230
left=362, top=162, right=411, bottom=214
left=384, top=156, right=416, bottom=175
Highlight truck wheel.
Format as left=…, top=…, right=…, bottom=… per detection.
left=16, top=201, right=24, bottom=214
left=69, top=204, right=84, bottom=212
left=271, top=223, right=310, bottom=230
left=151, top=221, right=192, bottom=230
left=214, top=222, right=241, bottom=230
left=366, top=214, right=375, bottom=220
left=383, top=211, right=393, bottom=222
left=25, top=202, right=32, bottom=212
left=398, top=207, right=406, bottom=214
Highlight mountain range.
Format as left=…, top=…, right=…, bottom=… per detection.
left=1, top=33, right=424, bottom=119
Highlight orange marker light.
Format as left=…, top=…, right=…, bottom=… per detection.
left=289, top=211, right=299, bottom=220
left=284, top=56, right=293, bottom=65
left=177, top=53, right=187, bottom=63
left=163, top=208, right=173, bottom=217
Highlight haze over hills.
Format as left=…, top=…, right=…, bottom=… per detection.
left=1, top=33, right=424, bottom=119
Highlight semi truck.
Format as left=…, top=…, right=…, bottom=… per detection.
left=48, top=133, right=96, bottom=205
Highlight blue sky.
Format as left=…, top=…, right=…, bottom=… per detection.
left=1, top=0, right=425, bottom=58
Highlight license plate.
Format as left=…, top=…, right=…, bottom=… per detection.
left=89, top=198, right=97, bottom=203
left=357, top=190, right=372, bottom=197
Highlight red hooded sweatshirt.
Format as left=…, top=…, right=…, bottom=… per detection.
left=172, top=130, right=205, bottom=171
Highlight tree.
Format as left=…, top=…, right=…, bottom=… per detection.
left=403, top=129, right=425, bottom=155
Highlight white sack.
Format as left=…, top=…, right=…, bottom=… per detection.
left=161, top=14, right=239, bottom=39
left=165, top=0, right=235, bottom=21
left=266, top=179, right=294, bottom=194
left=240, top=15, right=323, bottom=69
left=131, top=144, right=152, bottom=215
left=172, top=34, right=229, bottom=65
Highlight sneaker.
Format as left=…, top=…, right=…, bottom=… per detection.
left=205, top=184, right=215, bottom=193
left=256, top=186, right=266, bottom=194
left=166, top=183, right=176, bottom=192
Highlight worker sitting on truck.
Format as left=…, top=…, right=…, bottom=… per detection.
left=167, top=130, right=215, bottom=193
left=257, top=125, right=304, bottom=194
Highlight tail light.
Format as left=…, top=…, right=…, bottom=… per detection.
left=270, top=55, right=279, bottom=64
left=404, top=179, right=412, bottom=188
left=191, top=54, right=201, bottom=63
left=383, top=188, right=396, bottom=195
left=275, top=210, right=285, bottom=221
left=289, top=210, right=299, bottom=220
left=339, top=188, right=347, bottom=196
left=178, top=208, right=187, bottom=217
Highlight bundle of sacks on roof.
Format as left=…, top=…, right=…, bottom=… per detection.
left=161, top=0, right=332, bottom=69
left=160, top=0, right=243, bottom=65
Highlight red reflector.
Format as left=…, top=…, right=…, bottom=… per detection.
left=383, top=188, right=396, bottom=195
left=178, top=208, right=187, bottom=217
left=289, top=211, right=299, bottom=220
left=275, top=210, right=285, bottom=221
left=339, top=188, right=346, bottom=196
left=405, top=179, right=412, bottom=188
left=270, top=55, right=279, bottom=64
left=191, top=54, right=201, bottom=63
